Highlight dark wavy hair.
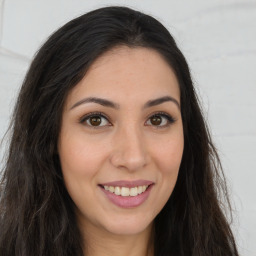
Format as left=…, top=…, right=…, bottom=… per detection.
left=0, top=6, right=239, bottom=256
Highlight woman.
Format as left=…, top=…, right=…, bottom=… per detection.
left=0, top=6, right=239, bottom=256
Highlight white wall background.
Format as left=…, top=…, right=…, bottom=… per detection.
left=0, top=0, right=255, bottom=255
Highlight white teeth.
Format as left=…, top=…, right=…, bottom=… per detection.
left=121, top=187, right=130, bottom=196
left=137, top=186, right=143, bottom=194
left=103, top=185, right=149, bottom=197
left=114, top=186, right=121, bottom=195
left=129, top=187, right=138, bottom=196
left=109, top=186, right=115, bottom=193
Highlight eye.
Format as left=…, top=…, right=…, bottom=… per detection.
left=80, top=112, right=111, bottom=127
left=145, top=112, right=175, bottom=127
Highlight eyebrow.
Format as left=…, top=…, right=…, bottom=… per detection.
left=143, top=96, right=180, bottom=110
left=70, top=97, right=120, bottom=110
left=70, top=96, right=180, bottom=110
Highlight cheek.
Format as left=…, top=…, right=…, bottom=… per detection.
left=58, top=134, right=109, bottom=211
left=155, top=133, right=184, bottom=173
left=59, top=133, right=108, bottom=178
left=153, top=132, right=184, bottom=194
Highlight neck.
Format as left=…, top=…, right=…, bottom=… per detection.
left=80, top=222, right=154, bottom=256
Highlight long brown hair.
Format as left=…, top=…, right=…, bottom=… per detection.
left=0, top=6, right=239, bottom=256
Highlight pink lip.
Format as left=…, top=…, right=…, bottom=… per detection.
left=99, top=180, right=154, bottom=209
left=100, top=179, right=154, bottom=188
left=99, top=184, right=154, bottom=208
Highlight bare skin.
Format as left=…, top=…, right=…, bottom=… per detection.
left=58, top=46, right=183, bottom=256
left=81, top=220, right=154, bottom=256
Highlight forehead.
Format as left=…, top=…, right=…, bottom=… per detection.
left=66, top=46, right=180, bottom=107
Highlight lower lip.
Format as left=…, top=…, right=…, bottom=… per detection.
left=100, top=185, right=153, bottom=208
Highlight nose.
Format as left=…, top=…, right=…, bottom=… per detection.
left=110, top=125, right=149, bottom=172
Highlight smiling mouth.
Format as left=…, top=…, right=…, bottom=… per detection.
left=99, top=181, right=154, bottom=208
left=101, top=185, right=150, bottom=197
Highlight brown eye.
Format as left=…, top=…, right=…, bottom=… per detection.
left=150, top=115, right=162, bottom=126
left=89, top=116, right=102, bottom=126
left=81, top=113, right=110, bottom=127
left=145, top=113, right=175, bottom=127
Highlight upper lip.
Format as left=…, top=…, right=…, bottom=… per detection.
left=100, top=180, right=154, bottom=188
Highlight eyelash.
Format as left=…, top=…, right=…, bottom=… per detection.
left=79, top=111, right=176, bottom=129
left=79, top=112, right=111, bottom=129
left=145, top=112, right=176, bottom=128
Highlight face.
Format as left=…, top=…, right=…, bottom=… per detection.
left=58, top=46, right=184, bottom=237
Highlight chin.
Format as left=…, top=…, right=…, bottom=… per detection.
left=102, top=215, right=153, bottom=236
